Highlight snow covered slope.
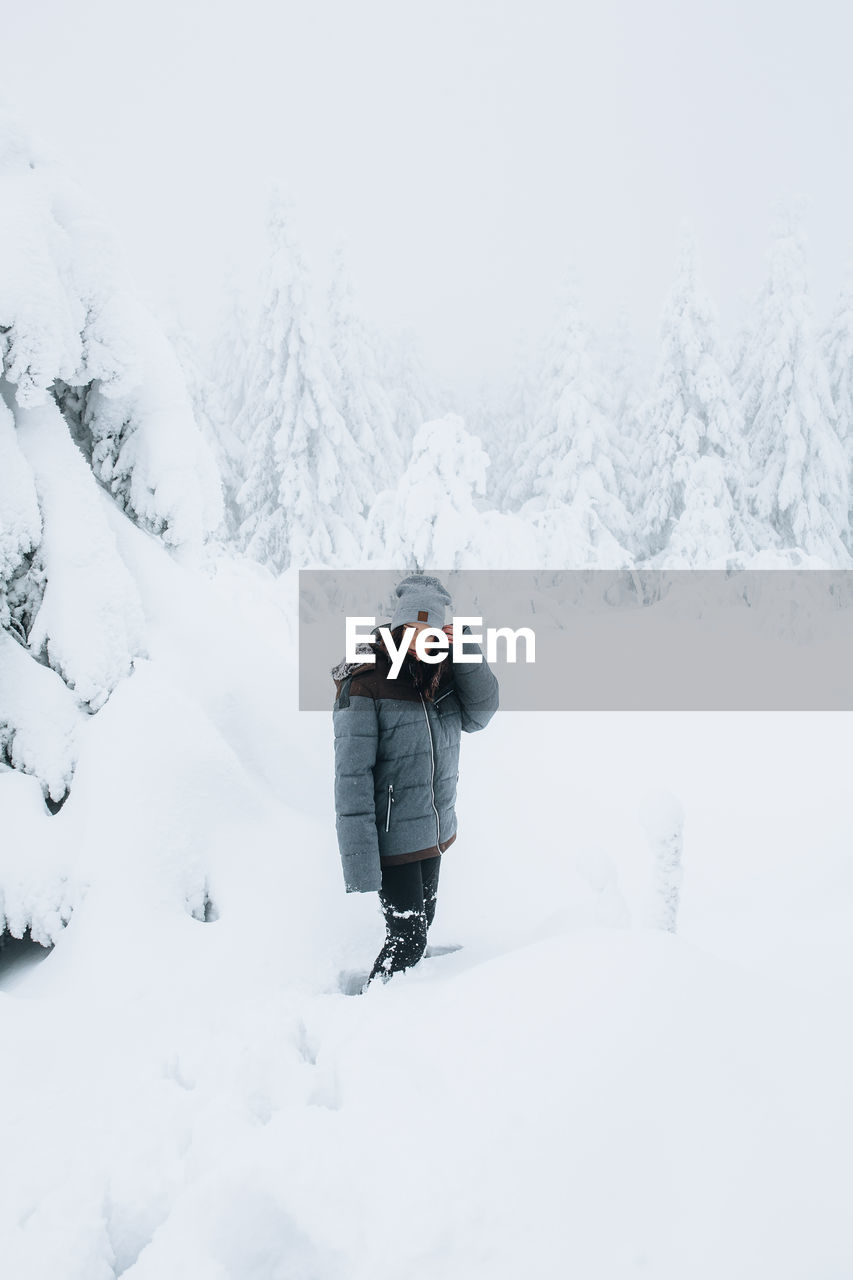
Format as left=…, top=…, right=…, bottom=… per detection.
left=2, top=515, right=851, bottom=1279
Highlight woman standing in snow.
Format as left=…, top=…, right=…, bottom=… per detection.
left=332, top=574, right=499, bottom=987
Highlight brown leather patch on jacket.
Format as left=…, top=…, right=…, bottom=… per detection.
left=341, top=645, right=453, bottom=705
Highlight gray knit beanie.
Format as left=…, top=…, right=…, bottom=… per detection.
left=389, top=573, right=453, bottom=631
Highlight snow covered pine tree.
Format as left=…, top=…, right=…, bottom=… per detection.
left=0, top=113, right=221, bottom=808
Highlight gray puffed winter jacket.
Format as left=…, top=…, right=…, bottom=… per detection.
left=332, top=625, right=499, bottom=893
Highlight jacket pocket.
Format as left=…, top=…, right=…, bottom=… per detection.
left=434, top=687, right=458, bottom=717
left=384, top=782, right=395, bottom=832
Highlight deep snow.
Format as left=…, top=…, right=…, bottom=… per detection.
left=2, top=510, right=852, bottom=1279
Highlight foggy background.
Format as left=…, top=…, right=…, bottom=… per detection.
left=4, top=0, right=852, bottom=394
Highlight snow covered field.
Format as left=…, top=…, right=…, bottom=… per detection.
left=4, top=33, right=853, bottom=1276
left=2, top=516, right=851, bottom=1279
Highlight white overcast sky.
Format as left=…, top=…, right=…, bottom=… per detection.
left=4, top=0, right=853, bottom=392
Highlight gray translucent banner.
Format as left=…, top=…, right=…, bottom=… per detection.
left=299, top=569, right=853, bottom=711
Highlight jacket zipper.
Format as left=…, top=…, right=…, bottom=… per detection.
left=385, top=782, right=394, bottom=832
left=434, top=687, right=452, bottom=704
left=419, top=693, right=441, bottom=848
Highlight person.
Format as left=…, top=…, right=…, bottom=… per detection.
left=331, top=573, right=499, bottom=987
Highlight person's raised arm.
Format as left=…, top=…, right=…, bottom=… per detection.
left=446, top=623, right=499, bottom=733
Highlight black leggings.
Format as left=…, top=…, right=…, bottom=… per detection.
left=367, top=855, right=441, bottom=983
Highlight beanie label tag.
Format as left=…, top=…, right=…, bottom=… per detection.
left=417, top=610, right=429, bottom=622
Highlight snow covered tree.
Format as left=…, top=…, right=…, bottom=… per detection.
left=327, top=241, right=403, bottom=497
left=822, top=277, right=853, bottom=536
left=168, top=295, right=251, bottom=543
left=735, top=203, right=850, bottom=565
left=377, top=326, right=445, bottom=467
left=632, top=234, right=757, bottom=566
left=361, top=412, right=489, bottom=568
left=0, top=117, right=221, bottom=552
left=235, top=193, right=369, bottom=572
left=505, top=273, right=633, bottom=565
left=473, top=328, right=541, bottom=511
left=364, top=412, right=538, bottom=569
left=364, top=413, right=488, bottom=568
left=0, top=109, right=219, bottom=803
left=602, top=305, right=644, bottom=443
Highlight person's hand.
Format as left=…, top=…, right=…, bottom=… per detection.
left=442, top=624, right=455, bottom=661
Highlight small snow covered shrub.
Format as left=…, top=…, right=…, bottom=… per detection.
left=364, top=413, right=491, bottom=567
left=639, top=790, right=686, bottom=933
left=0, top=110, right=222, bottom=801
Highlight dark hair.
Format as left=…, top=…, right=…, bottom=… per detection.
left=389, top=624, right=446, bottom=701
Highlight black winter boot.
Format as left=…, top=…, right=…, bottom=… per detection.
left=365, top=854, right=441, bottom=986
left=366, top=905, right=428, bottom=983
